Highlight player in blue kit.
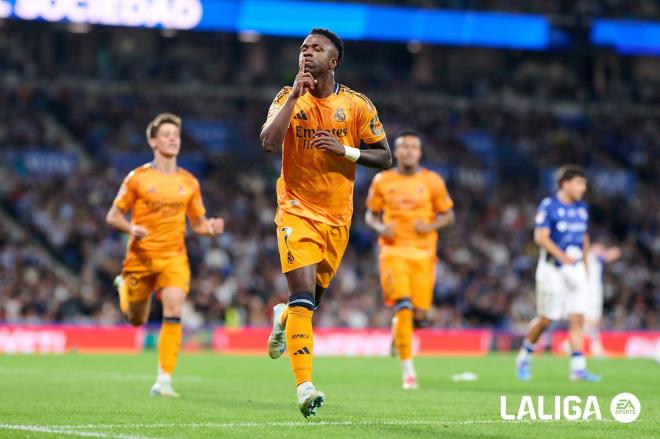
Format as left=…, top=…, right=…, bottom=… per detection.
left=516, top=165, right=601, bottom=382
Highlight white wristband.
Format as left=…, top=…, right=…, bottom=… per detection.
left=343, top=145, right=361, bottom=162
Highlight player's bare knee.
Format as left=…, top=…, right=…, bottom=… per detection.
left=160, top=288, right=185, bottom=317
left=569, top=313, right=584, bottom=326
left=162, top=300, right=183, bottom=318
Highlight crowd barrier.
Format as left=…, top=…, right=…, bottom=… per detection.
left=1, top=325, right=657, bottom=358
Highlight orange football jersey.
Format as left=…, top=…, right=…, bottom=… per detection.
left=265, top=84, right=386, bottom=226
left=113, top=163, right=206, bottom=261
left=366, top=168, right=453, bottom=258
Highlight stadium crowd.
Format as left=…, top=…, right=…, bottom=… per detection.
left=331, top=0, right=660, bottom=19
left=0, top=22, right=657, bottom=333
left=1, top=82, right=656, bottom=332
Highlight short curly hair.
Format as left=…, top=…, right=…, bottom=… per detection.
left=310, top=28, right=344, bottom=68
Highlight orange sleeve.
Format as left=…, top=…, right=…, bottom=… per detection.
left=186, top=177, right=206, bottom=220
left=263, top=87, right=292, bottom=128
left=430, top=173, right=454, bottom=213
left=355, top=94, right=386, bottom=145
left=113, top=172, right=138, bottom=212
left=366, top=173, right=385, bottom=213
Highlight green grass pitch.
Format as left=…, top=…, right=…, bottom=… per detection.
left=0, top=353, right=657, bottom=438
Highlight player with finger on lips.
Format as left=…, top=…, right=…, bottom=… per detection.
left=260, top=28, right=392, bottom=418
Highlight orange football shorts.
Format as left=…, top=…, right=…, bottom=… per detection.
left=122, top=253, right=190, bottom=302
left=275, top=209, right=349, bottom=289
left=379, top=253, right=436, bottom=311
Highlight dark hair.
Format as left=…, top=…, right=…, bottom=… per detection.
left=393, top=128, right=422, bottom=144
left=310, top=28, right=344, bottom=67
left=556, top=164, right=587, bottom=187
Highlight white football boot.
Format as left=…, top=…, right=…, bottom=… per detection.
left=297, top=381, right=325, bottom=418
left=150, top=371, right=180, bottom=397
left=267, top=303, right=287, bottom=359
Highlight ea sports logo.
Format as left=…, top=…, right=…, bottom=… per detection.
left=610, top=393, right=641, bottom=423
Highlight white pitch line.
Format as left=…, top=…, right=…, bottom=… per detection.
left=0, top=423, right=153, bottom=439
left=58, top=418, right=617, bottom=430
left=0, top=366, right=203, bottom=382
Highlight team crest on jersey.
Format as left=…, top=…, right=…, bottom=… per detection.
left=334, top=108, right=346, bottom=122
left=178, top=185, right=186, bottom=195
left=147, top=186, right=157, bottom=194
left=287, top=251, right=295, bottom=264
left=370, top=115, right=384, bottom=136
left=578, top=207, right=588, bottom=220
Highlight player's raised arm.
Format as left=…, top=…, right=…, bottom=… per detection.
left=358, top=138, right=392, bottom=170
left=105, top=205, right=148, bottom=239
left=311, top=132, right=392, bottom=170
left=354, top=94, right=392, bottom=169
left=415, top=209, right=455, bottom=234
left=189, top=216, right=225, bottom=236
left=365, top=174, right=394, bottom=237
left=260, top=60, right=317, bottom=153
left=106, top=175, right=148, bottom=239
left=534, top=228, right=574, bottom=265
left=186, top=178, right=225, bottom=236
left=365, top=209, right=395, bottom=238
left=416, top=174, right=455, bottom=233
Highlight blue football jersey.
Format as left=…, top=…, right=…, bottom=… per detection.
left=535, top=195, right=589, bottom=261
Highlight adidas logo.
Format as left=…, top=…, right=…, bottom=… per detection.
left=293, top=110, right=308, bottom=120
left=293, top=347, right=311, bottom=355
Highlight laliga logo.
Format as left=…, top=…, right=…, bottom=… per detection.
left=501, top=393, right=641, bottom=423
left=2, top=0, right=203, bottom=30
left=501, top=396, right=602, bottom=421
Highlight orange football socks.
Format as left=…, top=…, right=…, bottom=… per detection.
left=286, top=294, right=315, bottom=385
left=394, top=307, right=413, bottom=361
left=118, top=278, right=129, bottom=315
left=159, top=317, right=182, bottom=375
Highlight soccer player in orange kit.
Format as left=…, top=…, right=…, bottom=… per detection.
left=366, top=129, right=455, bottom=389
left=260, top=28, right=392, bottom=417
left=106, top=113, right=225, bottom=397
